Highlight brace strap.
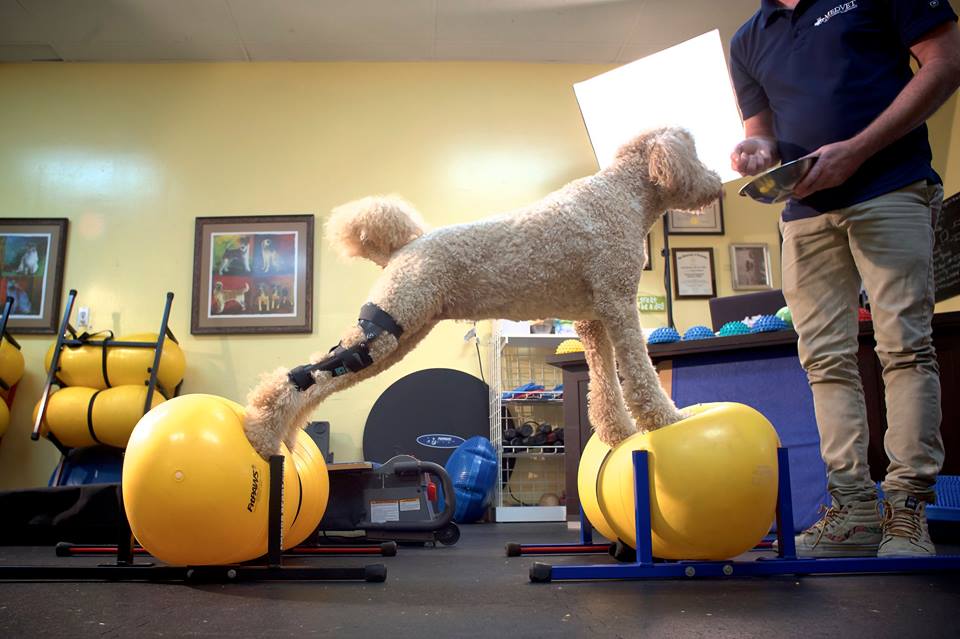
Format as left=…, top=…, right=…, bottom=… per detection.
left=287, top=303, right=402, bottom=391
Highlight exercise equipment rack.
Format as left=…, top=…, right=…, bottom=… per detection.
left=0, top=296, right=22, bottom=408
left=0, top=455, right=388, bottom=583
left=510, top=449, right=960, bottom=581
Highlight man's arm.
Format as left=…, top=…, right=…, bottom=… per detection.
left=793, top=21, right=960, bottom=198
left=731, top=109, right=781, bottom=176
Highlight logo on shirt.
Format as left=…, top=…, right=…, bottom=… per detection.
left=814, top=0, right=858, bottom=26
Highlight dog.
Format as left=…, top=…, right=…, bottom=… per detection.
left=16, top=244, right=40, bottom=275
left=244, top=127, right=722, bottom=459
left=212, top=281, right=249, bottom=313
left=260, top=238, right=282, bottom=273
left=218, top=240, right=251, bottom=275
left=256, top=284, right=271, bottom=312
left=5, top=279, right=32, bottom=314
left=270, top=285, right=282, bottom=311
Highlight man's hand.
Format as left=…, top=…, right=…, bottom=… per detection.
left=791, top=139, right=868, bottom=199
left=731, top=136, right=779, bottom=176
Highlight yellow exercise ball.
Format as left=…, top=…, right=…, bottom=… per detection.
left=37, top=385, right=165, bottom=449
left=0, top=399, right=9, bottom=440
left=123, top=394, right=306, bottom=566
left=107, top=333, right=186, bottom=391
left=286, top=429, right=331, bottom=549
left=0, top=337, right=24, bottom=391
left=45, top=333, right=186, bottom=392
left=579, top=402, right=780, bottom=560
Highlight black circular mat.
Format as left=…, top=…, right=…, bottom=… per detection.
left=362, top=368, right=489, bottom=465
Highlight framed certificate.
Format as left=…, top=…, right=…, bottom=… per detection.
left=666, top=198, right=724, bottom=235
left=671, top=247, right=717, bottom=299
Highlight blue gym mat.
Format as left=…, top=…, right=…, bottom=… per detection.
left=670, top=345, right=829, bottom=531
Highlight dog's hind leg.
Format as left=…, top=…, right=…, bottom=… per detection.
left=596, top=300, right=683, bottom=432
left=244, top=320, right=437, bottom=458
left=574, top=320, right=637, bottom=447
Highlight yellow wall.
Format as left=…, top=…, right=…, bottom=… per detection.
left=1, top=62, right=958, bottom=489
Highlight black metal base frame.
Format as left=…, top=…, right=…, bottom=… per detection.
left=0, top=457, right=387, bottom=583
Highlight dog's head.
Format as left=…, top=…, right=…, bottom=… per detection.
left=614, top=127, right=722, bottom=212
left=213, top=281, right=223, bottom=293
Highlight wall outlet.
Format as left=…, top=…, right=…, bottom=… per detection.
left=77, top=306, right=90, bottom=328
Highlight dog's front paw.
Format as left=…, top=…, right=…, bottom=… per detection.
left=243, top=409, right=284, bottom=460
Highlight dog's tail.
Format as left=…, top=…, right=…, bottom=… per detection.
left=326, top=196, right=428, bottom=268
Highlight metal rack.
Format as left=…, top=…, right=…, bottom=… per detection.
left=0, top=455, right=388, bottom=583
left=489, top=320, right=570, bottom=522
left=0, top=296, right=22, bottom=410
left=33, top=290, right=182, bottom=481
left=512, top=448, right=960, bottom=581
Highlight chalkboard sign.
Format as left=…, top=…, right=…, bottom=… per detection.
left=934, top=191, right=960, bottom=303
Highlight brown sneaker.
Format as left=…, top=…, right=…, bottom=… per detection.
left=792, top=496, right=882, bottom=557
left=878, top=493, right=936, bottom=557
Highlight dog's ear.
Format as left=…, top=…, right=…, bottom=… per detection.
left=646, top=128, right=698, bottom=196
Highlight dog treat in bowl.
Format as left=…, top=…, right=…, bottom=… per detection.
left=738, top=156, right=817, bottom=204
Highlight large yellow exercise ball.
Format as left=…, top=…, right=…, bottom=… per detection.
left=123, top=394, right=303, bottom=566
left=37, top=385, right=165, bottom=449
left=0, top=399, right=9, bottom=440
left=579, top=402, right=780, bottom=560
left=286, top=429, right=331, bottom=549
left=45, top=333, right=186, bottom=391
left=0, top=337, right=24, bottom=391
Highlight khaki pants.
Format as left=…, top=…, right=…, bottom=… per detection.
left=781, top=181, right=944, bottom=503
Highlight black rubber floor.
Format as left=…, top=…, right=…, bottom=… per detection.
left=1, top=523, right=959, bottom=638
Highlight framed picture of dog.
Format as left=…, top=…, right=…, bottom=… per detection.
left=671, top=247, right=717, bottom=299
left=0, top=218, right=69, bottom=334
left=730, top=243, right=773, bottom=291
left=665, top=197, right=724, bottom=235
left=191, top=215, right=314, bottom=335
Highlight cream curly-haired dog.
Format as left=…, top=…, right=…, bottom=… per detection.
left=244, top=127, right=722, bottom=458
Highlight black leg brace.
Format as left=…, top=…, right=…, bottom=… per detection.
left=287, top=303, right=404, bottom=391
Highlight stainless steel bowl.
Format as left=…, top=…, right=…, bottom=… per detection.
left=738, top=156, right=817, bottom=204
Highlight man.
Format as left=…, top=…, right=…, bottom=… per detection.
left=729, top=0, right=960, bottom=557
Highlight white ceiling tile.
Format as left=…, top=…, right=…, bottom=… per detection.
left=0, top=43, right=62, bottom=61
left=435, top=39, right=621, bottom=63
left=17, top=0, right=242, bottom=42
left=228, top=0, right=436, bottom=45
left=437, top=0, right=646, bottom=44
left=245, top=38, right=434, bottom=61
left=0, top=0, right=47, bottom=42
left=54, top=39, right=248, bottom=62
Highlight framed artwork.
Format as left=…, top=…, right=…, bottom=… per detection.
left=730, top=243, right=773, bottom=290
left=0, top=218, right=69, bottom=334
left=665, top=197, right=724, bottom=235
left=643, top=234, right=654, bottom=271
left=671, top=247, right=717, bottom=299
left=191, top=215, right=314, bottom=335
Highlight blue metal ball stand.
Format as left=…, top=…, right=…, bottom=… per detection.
left=525, top=449, right=960, bottom=582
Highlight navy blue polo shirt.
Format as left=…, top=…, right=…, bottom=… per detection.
left=730, top=0, right=957, bottom=220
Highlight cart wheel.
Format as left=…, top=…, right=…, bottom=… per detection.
left=364, top=564, right=388, bottom=582
left=505, top=542, right=522, bottom=557
left=437, top=523, right=461, bottom=546
left=610, top=540, right=636, bottom=563
left=530, top=563, right=553, bottom=583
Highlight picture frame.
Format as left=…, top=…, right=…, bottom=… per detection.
left=671, top=247, right=717, bottom=299
left=665, top=197, right=724, bottom=235
left=0, top=218, right=69, bottom=334
left=191, top=215, right=314, bottom=335
left=643, top=234, right=654, bottom=271
left=730, top=243, right=773, bottom=291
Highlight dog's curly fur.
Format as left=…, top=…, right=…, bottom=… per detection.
left=244, top=127, right=722, bottom=458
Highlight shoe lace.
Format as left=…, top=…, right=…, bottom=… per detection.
left=806, top=503, right=843, bottom=547
left=882, top=500, right=924, bottom=541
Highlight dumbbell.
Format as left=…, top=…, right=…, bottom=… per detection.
left=504, top=427, right=518, bottom=440
left=519, top=421, right=538, bottom=438
left=537, top=423, right=553, bottom=434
